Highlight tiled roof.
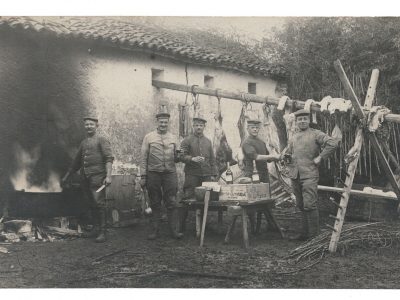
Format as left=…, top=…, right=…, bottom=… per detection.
left=0, top=16, right=288, bottom=79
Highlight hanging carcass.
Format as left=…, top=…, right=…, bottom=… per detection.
left=213, top=96, right=237, bottom=176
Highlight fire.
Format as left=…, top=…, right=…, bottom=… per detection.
left=10, top=144, right=62, bottom=193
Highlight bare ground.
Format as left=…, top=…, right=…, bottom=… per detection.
left=1, top=213, right=400, bottom=289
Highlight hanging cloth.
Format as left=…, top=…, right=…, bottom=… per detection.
left=320, top=96, right=332, bottom=113
left=304, top=99, right=317, bottom=124
left=277, top=96, right=289, bottom=111
left=367, top=105, right=391, bottom=132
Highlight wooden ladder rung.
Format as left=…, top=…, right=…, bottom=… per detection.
left=329, top=197, right=343, bottom=209
left=325, top=224, right=337, bottom=232
left=329, top=214, right=341, bottom=222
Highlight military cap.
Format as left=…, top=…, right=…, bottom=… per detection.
left=193, top=111, right=207, bottom=123
left=156, top=104, right=170, bottom=119
left=294, top=109, right=310, bottom=117
left=247, top=119, right=261, bottom=125
left=83, top=116, right=99, bottom=122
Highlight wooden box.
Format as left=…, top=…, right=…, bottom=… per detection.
left=219, top=183, right=271, bottom=203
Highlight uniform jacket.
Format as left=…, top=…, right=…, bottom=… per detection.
left=70, top=133, right=114, bottom=177
left=141, top=129, right=178, bottom=175
left=285, top=128, right=337, bottom=179
left=180, top=133, right=217, bottom=176
left=241, top=135, right=269, bottom=179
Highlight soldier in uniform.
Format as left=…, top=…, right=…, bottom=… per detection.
left=241, top=118, right=280, bottom=182
left=180, top=113, right=218, bottom=199
left=140, top=105, right=183, bottom=240
left=282, top=109, right=338, bottom=240
left=62, top=117, right=114, bottom=243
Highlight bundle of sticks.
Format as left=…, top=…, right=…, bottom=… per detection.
left=288, top=222, right=400, bottom=263
left=274, top=222, right=400, bottom=275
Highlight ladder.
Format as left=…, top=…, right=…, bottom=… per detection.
left=328, top=61, right=400, bottom=252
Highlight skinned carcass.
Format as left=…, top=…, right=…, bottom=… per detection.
left=213, top=99, right=237, bottom=176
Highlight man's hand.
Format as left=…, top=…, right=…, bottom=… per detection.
left=61, top=173, right=70, bottom=187
left=104, top=176, right=112, bottom=186
left=140, top=176, right=147, bottom=189
left=268, top=154, right=281, bottom=162
left=191, top=156, right=205, bottom=163
left=313, top=156, right=322, bottom=166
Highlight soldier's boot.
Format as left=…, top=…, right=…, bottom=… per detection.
left=81, top=226, right=99, bottom=238
left=147, top=209, right=160, bottom=240
left=95, top=209, right=107, bottom=243
left=167, top=208, right=183, bottom=240
left=290, top=211, right=309, bottom=241
left=307, top=209, right=320, bottom=239
left=82, top=209, right=99, bottom=238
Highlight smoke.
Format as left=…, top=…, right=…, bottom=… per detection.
left=10, top=143, right=62, bottom=193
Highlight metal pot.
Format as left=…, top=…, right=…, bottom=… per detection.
left=7, top=186, right=87, bottom=218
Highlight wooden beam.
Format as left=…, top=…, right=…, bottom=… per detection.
left=318, top=185, right=398, bottom=201
left=152, top=79, right=400, bottom=124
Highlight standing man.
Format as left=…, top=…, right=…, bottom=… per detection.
left=140, top=105, right=183, bottom=240
left=62, top=117, right=114, bottom=243
left=180, top=113, right=218, bottom=199
left=241, top=118, right=280, bottom=182
left=283, top=109, right=338, bottom=240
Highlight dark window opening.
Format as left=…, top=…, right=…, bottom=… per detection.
left=248, top=82, right=257, bottom=94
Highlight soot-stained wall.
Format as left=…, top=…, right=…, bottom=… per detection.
left=0, top=28, right=281, bottom=197
left=0, top=30, right=90, bottom=192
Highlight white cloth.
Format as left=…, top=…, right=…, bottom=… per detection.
left=367, top=106, right=391, bottom=132
left=277, top=96, right=289, bottom=111
left=304, top=99, right=317, bottom=123
left=328, top=98, right=352, bottom=114
left=319, top=96, right=332, bottom=113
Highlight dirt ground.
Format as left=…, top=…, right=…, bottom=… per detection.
left=1, top=211, right=400, bottom=289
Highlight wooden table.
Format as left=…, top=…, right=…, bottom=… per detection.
left=180, top=197, right=284, bottom=249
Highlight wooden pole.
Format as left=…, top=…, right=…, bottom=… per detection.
left=152, top=79, right=400, bottom=124
left=199, top=189, right=211, bottom=247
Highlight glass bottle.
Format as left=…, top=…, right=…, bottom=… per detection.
left=252, top=160, right=260, bottom=184
left=226, top=162, right=233, bottom=184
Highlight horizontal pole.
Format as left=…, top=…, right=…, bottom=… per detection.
left=318, top=185, right=398, bottom=201
left=152, top=80, right=400, bottom=124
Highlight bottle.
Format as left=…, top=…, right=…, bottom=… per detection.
left=252, top=160, right=260, bottom=184
left=225, top=162, right=233, bottom=184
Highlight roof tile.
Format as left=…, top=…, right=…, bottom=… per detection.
left=0, top=16, right=287, bottom=78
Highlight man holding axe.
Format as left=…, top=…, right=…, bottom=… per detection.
left=62, top=116, right=114, bottom=243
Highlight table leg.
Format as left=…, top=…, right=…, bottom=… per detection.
left=224, top=215, right=237, bottom=244
left=241, top=208, right=249, bottom=249
left=180, top=207, right=188, bottom=233
left=217, top=209, right=223, bottom=229
left=195, top=209, right=202, bottom=238
left=255, top=211, right=262, bottom=234
left=248, top=212, right=256, bottom=234
left=200, top=190, right=211, bottom=247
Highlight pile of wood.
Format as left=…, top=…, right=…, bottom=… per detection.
left=0, top=217, right=81, bottom=244
left=288, top=222, right=400, bottom=263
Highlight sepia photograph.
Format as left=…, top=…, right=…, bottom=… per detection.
left=1, top=1, right=400, bottom=293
